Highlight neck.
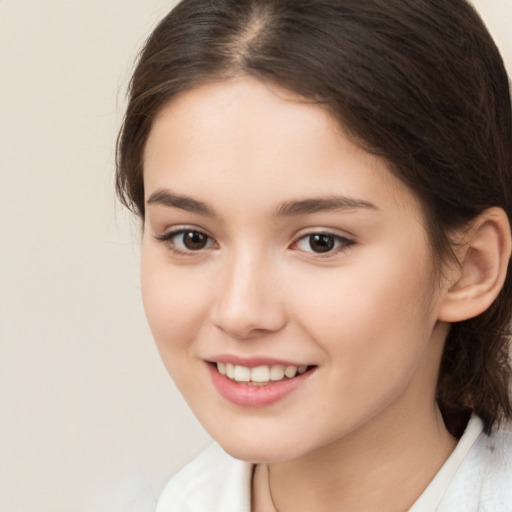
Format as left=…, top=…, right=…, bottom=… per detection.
left=258, top=403, right=456, bottom=512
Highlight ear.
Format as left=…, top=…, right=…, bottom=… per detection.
left=438, top=207, right=512, bottom=322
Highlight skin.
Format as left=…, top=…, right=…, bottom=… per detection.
left=141, top=77, right=459, bottom=511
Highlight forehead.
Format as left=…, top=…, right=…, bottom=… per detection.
left=143, top=76, right=421, bottom=219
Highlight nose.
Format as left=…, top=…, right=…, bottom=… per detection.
left=211, top=249, right=287, bottom=340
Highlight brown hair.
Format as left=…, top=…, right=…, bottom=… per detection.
left=116, top=0, right=512, bottom=434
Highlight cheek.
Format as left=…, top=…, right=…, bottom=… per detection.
left=289, top=248, right=437, bottom=375
left=140, top=248, right=210, bottom=354
left=140, top=252, right=216, bottom=399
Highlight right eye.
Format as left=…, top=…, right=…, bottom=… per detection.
left=155, top=229, right=216, bottom=255
left=292, top=232, right=354, bottom=256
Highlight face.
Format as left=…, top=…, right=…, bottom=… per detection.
left=141, top=77, right=451, bottom=463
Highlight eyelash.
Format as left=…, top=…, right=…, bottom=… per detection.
left=154, top=228, right=217, bottom=256
left=154, top=228, right=355, bottom=257
left=291, top=232, right=355, bottom=257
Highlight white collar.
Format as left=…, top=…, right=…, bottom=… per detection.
left=408, top=414, right=483, bottom=511
left=157, top=415, right=492, bottom=512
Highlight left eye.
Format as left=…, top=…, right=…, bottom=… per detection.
left=157, top=229, right=216, bottom=253
left=177, top=231, right=212, bottom=250
left=294, top=233, right=353, bottom=254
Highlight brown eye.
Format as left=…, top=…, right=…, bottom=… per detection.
left=181, top=231, right=209, bottom=250
left=308, top=234, right=336, bottom=253
left=294, top=232, right=354, bottom=255
left=155, top=228, right=215, bottom=254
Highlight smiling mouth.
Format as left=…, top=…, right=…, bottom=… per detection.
left=214, top=362, right=314, bottom=386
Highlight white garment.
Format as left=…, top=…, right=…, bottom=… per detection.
left=156, top=415, right=512, bottom=512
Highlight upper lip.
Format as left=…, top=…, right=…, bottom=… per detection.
left=206, top=354, right=313, bottom=368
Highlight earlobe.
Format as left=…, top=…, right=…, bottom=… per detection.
left=438, top=207, right=512, bottom=322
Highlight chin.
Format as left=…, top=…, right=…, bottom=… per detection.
left=219, top=439, right=294, bottom=464
left=207, top=423, right=309, bottom=464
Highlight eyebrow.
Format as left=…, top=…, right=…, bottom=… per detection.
left=146, top=189, right=378, bottom=217
left=147, top=190, right=214, bottom=216
left=273, top=196, right=378, bottom=216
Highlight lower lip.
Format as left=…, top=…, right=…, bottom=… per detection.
left=208, top=364, right=313, bottom=407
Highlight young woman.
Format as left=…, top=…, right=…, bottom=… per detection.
left=116, top=1, right=512, bottom=510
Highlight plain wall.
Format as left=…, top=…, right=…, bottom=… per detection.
left=1, top=1, right=511, bottom=511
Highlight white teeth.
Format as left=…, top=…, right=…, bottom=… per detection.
left=284, top=366, right=297, bottom=378
left=270, top=365, right=285, bottom=381
left=233, top=365, right=251, bottom=382
left=217, top=362, right=226, bottom=375
left=251, top=365, right=270, bottom=383
left=216, top=362, right=309, bottom=383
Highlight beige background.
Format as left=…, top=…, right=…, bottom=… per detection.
left=1, top=1, right=511, bottom=511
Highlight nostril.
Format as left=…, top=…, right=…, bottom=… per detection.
left=211, top=265, right=287, bottom=338
left=212, top=307, right=287, bottom=340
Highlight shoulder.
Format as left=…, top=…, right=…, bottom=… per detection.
left=438, top=420, right=512, bottom=512
left=477, top=421, right=512, bottom=508
left=156, top=443, right=253, bottom=512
